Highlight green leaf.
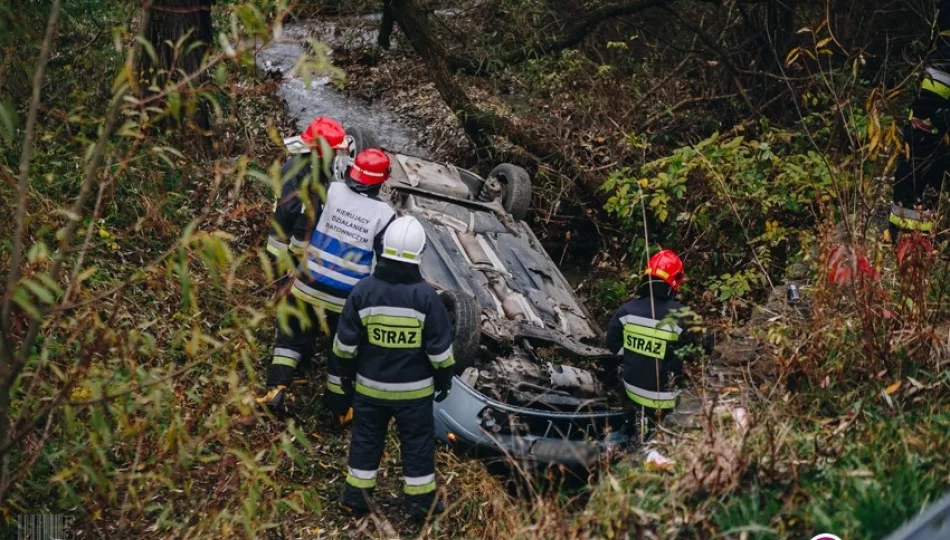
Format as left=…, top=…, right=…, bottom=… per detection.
left=12, top=287, right=42, bottom=320
left=22, top=279, right=56, bottom=304
left=134, top=35, right=158, bottom=64
left=0, top=100, right=16, bottom=143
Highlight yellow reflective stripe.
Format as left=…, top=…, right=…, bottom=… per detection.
left=355, top=383, right=433, bottom=400
left=624, top=381, right=676, bottom=409
left=383, top=247, right=419, bottom=260
left=922, top=77, right=950, bottom=99
left=358, top=306, right=426, bottom=322
left=644, top=267, right=670, bottom=280
left=432, top=356, right=455, bottom=369
left=333, top=336, right=357, bottom=359
left=267, top=236, right=287, bottom=255
left=327, top=381, right=344, bottom=394
left=289, top=237, right=308, bottom=255
left=404, top=481, right=436, bottom=495
left=889, top=212, right=934, bottom=232
left=428, top=346, right=453, bottom=364
left=346, top=473, right=377, bottom=489
left=361, top=314, right=422, bottom=328
left=290, top=282, right=346, bottom=313
left=620, top=315, right=682, bottom=335
left=623, top=323, right=679, bottom=342
left=272, top=355, right=298, bottom=368
left=626, top=389, right=676, bottom=409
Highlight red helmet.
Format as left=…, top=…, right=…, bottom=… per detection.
left=347, top=149, right=391, bottom=187
left=300, top=117, right=347, bottom=155
left=645, top=249, right=685, bottom=290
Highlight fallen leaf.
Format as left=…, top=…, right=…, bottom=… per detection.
left=885, top=380, right=901, bottom=395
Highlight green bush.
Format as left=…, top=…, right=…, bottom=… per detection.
left=603, top=128, right=842, bottom=302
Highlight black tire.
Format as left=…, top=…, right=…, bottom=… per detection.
left=488, top=163, right=532, bottom=221
left=344, top=126, right=381, bottom=158
left=439, top=290, right=481, bottom=374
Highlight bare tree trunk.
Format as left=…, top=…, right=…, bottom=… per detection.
left=140, top=0, right=214, bottom=139
left=766, top=0, right=797, bottom=67
left=379, top=0, right=395, bottom=49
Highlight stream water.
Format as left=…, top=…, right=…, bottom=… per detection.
left=254, top=22, right=424, bottom=155
left=254, top=19, right=593, bottom=289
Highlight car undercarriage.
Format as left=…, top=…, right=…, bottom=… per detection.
left=374, top=150, right=632, bottom=466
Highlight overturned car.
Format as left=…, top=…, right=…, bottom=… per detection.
left=287, top=127, right=632, bottom=467
left=373, top=145, right=631, bottom=468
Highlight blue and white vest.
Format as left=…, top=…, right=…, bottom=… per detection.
left=305, top=182, right=395, bottom=292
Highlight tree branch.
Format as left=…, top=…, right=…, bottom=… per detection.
left=662, top=4, right=757, bottom=113
left=505, top=0, right=669, bottom=65
left=448, top=0, right=671, bottom=74
left=392, top=0, right=604, bottom=194
left=0, top=2, right=150, bottom=503
left=1, top=0, right=63, bottom=359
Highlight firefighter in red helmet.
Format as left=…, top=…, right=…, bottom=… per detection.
left=258, top=149, right=395, bottom=415
left=267, top=117, right=348, bottom=272
left=605, top=249, right=705, bottom=441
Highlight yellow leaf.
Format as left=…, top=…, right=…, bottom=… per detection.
left=98, top=227, right=110, bottom=239
left=70, top=387, right=92, bottom=400
left=816, top=37, right=833, bottom=49
left=885, top=380, right=901, bottom=395
left=638, top=178, right=649, bottom=188
left=50, top=466, right=76, bottom=483
left=868, top=130, right=881, bottom=154
left=785, top=48, right=801, bottom=66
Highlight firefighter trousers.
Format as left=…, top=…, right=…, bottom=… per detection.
left=342, top=395, right=436, bottom=511
left=892, top=124, right=950, bottom=225
left=266, top=294, right=339, bottom=388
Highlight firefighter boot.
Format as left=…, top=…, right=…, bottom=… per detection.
left=255, top=385, right=293, bottom=415
left=341, top=485, right=373, bottom=517
left=256, top=363, right=298, bottom=415
left=404, top=493, right=445, bottom=521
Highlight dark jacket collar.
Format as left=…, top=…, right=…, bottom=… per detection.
left=635, top=279, right=674, bottom=300
left=373, top=258, right=423, bottom=284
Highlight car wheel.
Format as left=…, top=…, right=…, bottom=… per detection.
left=438, top=290, right=481, bottom=374
left=488, top=163, right=532, bottom=221
left=344, top=126, right=381, bottom=159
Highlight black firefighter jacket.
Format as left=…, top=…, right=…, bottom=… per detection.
left=330, top=261, right=455, bottom=402
left=604, top=280, right=702, bottom=410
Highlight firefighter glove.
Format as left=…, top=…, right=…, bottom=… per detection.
left=255, top=385, right=292, bottom=414
left=434, top=376, right=452, bottom=402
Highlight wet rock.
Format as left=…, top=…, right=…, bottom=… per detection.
left=714, top=335, right=760, bottom=366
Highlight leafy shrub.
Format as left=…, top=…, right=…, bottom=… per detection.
left=603, top=128, right=842, bottom=303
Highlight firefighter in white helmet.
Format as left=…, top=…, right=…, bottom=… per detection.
left=333, top=216, right=453, bottom=520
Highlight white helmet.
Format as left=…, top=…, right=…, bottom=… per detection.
left=382, top=216, right=426, bottom=265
